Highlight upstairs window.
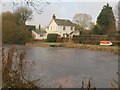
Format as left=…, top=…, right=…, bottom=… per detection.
left=63, top=26, right=66, bottom=30
left=71, top=26, right=73, bottom=30
left=51, top=27, right=52, bottom=31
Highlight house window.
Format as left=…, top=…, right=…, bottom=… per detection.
left=40, top=34, right=43, bottom=37
left=63, top=26, right=66, bottom=30
left=71, top=26, right=73, bottom=30
left=51, top=27, right=52, bottom=31
left=63, top=34, right=65, bottom=37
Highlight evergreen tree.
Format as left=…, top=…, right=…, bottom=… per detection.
left=95, top=3, right=116, bottom=35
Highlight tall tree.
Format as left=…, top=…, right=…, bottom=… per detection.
left=95, top=3, right=116, bottom=35
left=14, top=6, right=33, bottom=25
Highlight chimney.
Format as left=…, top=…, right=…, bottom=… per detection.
left=39, top=24, right=41, bottom=30
left=52, top=14, right=56, bottom=20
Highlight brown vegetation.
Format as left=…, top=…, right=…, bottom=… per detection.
left=26, top=41, right=119, bottom=55
left=2, top=46, right=40, bottom=89
left=111, top=72, right=120, bottom=90
left=65, top=42, right=119, bottom=55
left=2, top=11, right=33, bottom=44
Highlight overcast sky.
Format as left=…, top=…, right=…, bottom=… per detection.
left=2, top=1, right=118, bottom=27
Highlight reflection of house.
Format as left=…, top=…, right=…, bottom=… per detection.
left=32, top=30, right=47, bottom=40
left=46, top=14, right=75, bottom=38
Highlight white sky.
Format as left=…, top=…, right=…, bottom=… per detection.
left=1, top=0, right=118, bottom=27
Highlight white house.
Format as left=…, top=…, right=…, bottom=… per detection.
left=46, top=14, right=75, bottom=38
left=32, top=30, right=47, bottom=40
left=32, top=14, right=78, bottom=40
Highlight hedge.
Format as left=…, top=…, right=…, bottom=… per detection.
left=47, top=34, right=58, bottom=42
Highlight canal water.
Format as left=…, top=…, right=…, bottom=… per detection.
left=17, top=46, right=118, bottom=88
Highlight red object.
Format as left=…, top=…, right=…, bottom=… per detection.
left=100, top=41, right=113, bottom=45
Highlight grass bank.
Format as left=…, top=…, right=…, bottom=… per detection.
left=65, top=42, right=119, bottom=55
left=26, top=42, right=65, bottom=47
left=26, top=42, right=119, bottom=55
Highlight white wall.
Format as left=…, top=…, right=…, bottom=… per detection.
left=46, top=19, right=75, bottom=38
left=58, top=26, right=75, bottom=37
left=48, top=20, right=58, bottom=32
left=32, top=31, right=47, bottom=40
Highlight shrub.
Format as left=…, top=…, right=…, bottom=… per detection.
left=2, top=12, right=33, bottom=45
left=108, top=34, right=120, bottom=40
left=47, top=34, right=58, bottom=42
left=2, top=46, right=40, bottom=88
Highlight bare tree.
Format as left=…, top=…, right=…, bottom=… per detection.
left=73, top=13, right=94, bottom=30
left=14, top=6, right=33, bottom=25
left=114, top=1, right=120, bottom=31
left=13, top=0, right=50, bottom=14
left=118, top=1, right=120, bottom=31
left=2, top=0, right=50, bottom=14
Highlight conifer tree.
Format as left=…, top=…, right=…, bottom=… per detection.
left=95, top=3, right=116, bottom=35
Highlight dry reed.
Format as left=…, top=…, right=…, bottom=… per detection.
left=2, top=46, right=40, bottom=89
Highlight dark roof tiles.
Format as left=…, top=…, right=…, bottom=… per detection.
left=54, top=19, right=74, bottom=26
left=33, top=30, right=46, bottom=34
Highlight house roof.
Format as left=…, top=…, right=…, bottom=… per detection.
left=54, top=19, right=74, bottom=26
left=33, top=30, right=47, bottom=34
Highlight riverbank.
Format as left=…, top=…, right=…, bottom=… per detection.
left=26, top=42, right=64, bottom=47
left=26, top=42, right=119, bottom=55
left=65, top=42, right=119, bottom=55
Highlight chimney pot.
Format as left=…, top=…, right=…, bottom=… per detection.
left=52, top=14, right=56, bottom=19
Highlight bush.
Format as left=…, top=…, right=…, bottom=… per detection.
left=2, top=47, right=40, bottom=88
left=2, top=12, right=33, bottom=44
left=47, top=34, right=58, bottom=42
left=108, top=34, right=120, bottom=40
left=92, top=25, right=101, bottom=35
